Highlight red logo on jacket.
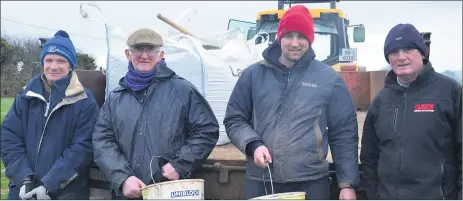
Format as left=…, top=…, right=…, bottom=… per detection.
left=414, top=103, right=435, bottom=112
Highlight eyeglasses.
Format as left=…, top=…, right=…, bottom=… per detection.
left=130, top=45, right=160, bottom=57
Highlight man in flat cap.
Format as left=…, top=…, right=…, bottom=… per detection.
left=93, top=28, right=219, bottom=199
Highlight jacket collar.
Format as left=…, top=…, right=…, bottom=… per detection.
left=23, top=71, right=86, bottom=104
left=260, top=42, right=316, bottom=73
left=384, top=59, right=435, bottom=92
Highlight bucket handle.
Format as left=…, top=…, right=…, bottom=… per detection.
left=262, top=156, right=274, bottom=195
left=149, top=155, right=163, bottom=184
left=149, top=154, right=185, bottom=184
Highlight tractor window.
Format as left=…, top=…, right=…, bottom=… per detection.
left=314, top=19, right=338, bottom=34
left=228, top=19, right=256, bottom=40
left=312, top=18, right=338, bottom=61
left=258, top=21, right=279, bottom=33
left=312, top=33, right=333, bottom=61
left=247, top=27, right=257, bottom=40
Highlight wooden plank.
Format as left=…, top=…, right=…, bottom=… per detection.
left=369, top=71, right=388, bottom=104
left=339, top=72, right=371, bottom=110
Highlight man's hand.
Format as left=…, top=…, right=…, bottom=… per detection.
left=339, top=188, right=356, bottom=200
left=22, top=186, right=50, bottom=200
left=122, top=176, right=146, bottom=198
left=19, top=177, right=34, bottom=200
left=253, top=146, right=272, bottom=168
left=162, top=163, right=180, bottom=180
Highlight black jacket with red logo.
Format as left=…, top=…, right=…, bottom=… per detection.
left=360, top=61, right=462, bottom=200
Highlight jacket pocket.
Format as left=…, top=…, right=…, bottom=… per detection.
left=375, top=105, right=398, bottom=141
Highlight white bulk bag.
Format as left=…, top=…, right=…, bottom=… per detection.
left=163, top=29, right=262, bottom=146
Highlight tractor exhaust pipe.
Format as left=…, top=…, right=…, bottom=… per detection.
left=278, top=0, right=284, bottom=10
left=278, top=0, right=338, bottom=10
left=330, top=0, right=336, bottom=9
left=420, top=32, right=431, bottom=59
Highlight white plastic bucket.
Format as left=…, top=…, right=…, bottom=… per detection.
left=141, top=179, right=205, bottom=199
left=252, top=192, right=306, bottom=200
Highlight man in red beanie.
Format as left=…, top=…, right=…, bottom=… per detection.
left=224, top=5, right=359, bottom=200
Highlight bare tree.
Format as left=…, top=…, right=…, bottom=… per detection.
left=1, top=33, right=99, bottom=97
left=76, top=51, right=98, bottom=70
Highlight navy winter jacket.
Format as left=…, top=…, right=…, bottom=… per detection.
left=1, top=71, right=100, bottom=199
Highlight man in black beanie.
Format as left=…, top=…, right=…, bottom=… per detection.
left=360, top=23, right=462, bottom=200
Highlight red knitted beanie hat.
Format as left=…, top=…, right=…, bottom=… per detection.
left=277, top=5, right=315, bottom=45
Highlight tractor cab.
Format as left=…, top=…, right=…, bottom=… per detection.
left=228, top=0, right=366, bottom=71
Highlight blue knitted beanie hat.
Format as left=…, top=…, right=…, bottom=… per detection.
left=40, top=30, right=77, bottom=70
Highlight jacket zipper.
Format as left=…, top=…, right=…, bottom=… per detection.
left=140, top=90, right=147, bottom=104
left=35, top=94, right=52, bottom=171
left=393, top=107, right=398, bottom=134
left=283, top=70, right=290, bottom=181
left=392, top=105, right=398, bottom=198
left=276, top=70, right=291, bottom=122
left=441, top=162, right=445, bottom=199
left=44, top=102, right=50, bottom=118
left=288, top=71, right=291, bottom=83
left=398, top=92, right=407, bottom=199
left=274, top=70, right=291, bottom=182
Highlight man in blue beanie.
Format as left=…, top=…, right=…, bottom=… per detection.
left=1, top=30, right=100, bottom=199
left=360, top=23, right=462, bottom=200
left=92, top=28, right=219, bottom=199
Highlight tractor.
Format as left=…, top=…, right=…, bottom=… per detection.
left=228, top=0, right=366, bottom=71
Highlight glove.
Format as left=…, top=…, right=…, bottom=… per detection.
left=152, top=170, right=169, bottom=183
left=150, top=155, right=169, bottom=184
left=22, top=186, right=50, bottom=200
left=19, top=177, right=35, bottom=200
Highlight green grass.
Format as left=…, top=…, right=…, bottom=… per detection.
left=1, top=98, right=14, bottom=199
left=0, top=98, right=13, bottom=123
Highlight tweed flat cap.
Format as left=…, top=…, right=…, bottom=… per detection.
left=126, top=28, right=163, bottom=47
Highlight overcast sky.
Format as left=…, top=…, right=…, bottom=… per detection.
left=1, top=1, right=461, bottom=72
